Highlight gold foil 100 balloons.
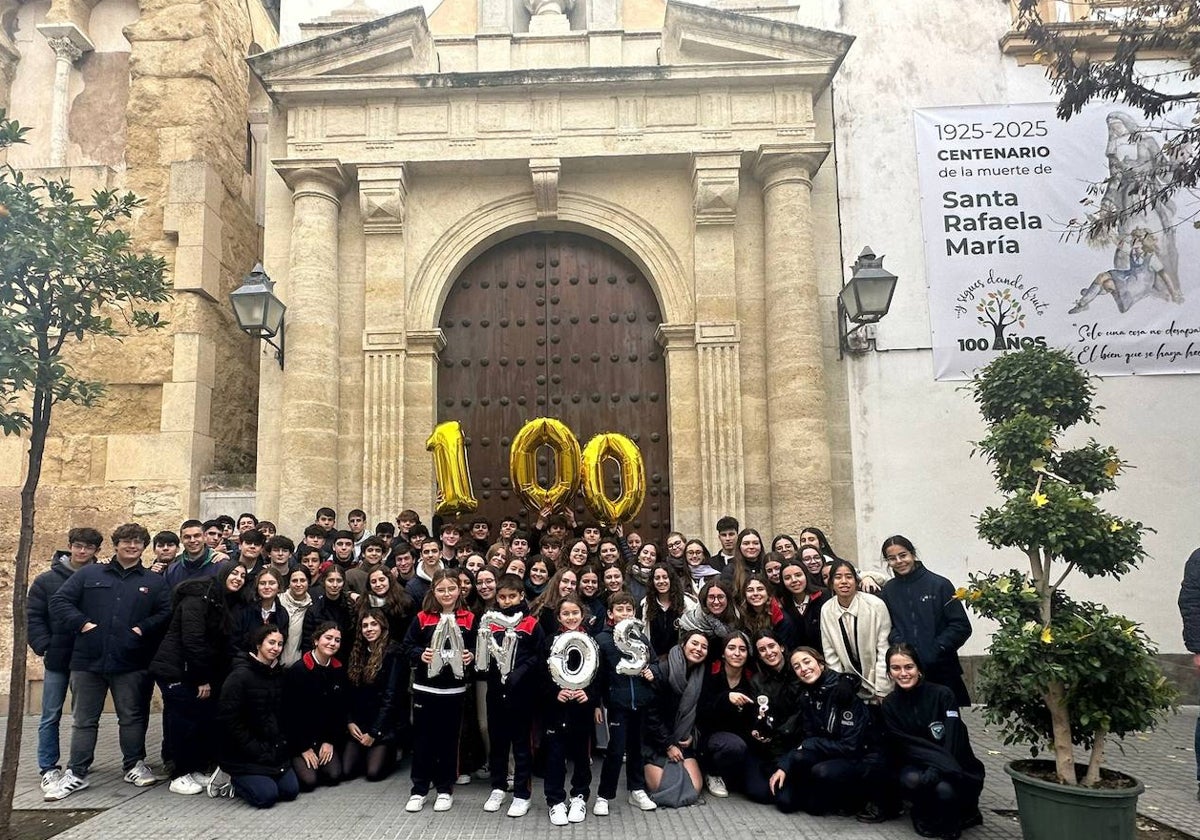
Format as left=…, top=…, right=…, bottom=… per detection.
left=508, top=417, right=582, bottom=513
left=580, top=432, right=646, bottom=525
left=426, top=421, right=479, bottom=515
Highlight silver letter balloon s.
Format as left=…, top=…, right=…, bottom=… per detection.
left=613, top=618, right=649, bottom=675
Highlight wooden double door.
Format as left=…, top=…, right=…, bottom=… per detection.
left=437, top=232, right=671, bottom=545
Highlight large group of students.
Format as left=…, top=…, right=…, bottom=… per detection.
left=29, top=508, right=985, bottom=840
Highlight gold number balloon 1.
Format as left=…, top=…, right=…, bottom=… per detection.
left=426, top=421, right=478, bottom=515
left=580, top=432, right=646, bottom=525
left=509, top=417, right=582, bottom=513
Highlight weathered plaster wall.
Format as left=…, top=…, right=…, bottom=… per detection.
left=821, top=0, right=1199, bottom=656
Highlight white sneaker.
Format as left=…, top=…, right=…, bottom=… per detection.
left=39, top=769, right=62, bottom=793
left=206, top=768, right=232, bottom=798
left=707, top=775, right=728, bottom=797
left=627, top=789, right=657, bottom=811
left=549, top=803, right=569, bottom=826
left=474, top=765, right=491, bottom=780
left=123, top=761, right=158, bottom=787
left=483, top=789, right=506, bottom=812
left=43, top=769, right=88, bottom=801
left=434, top=792, right=453, bottom=811
left=455, top=773, right=472, bottom=785
left=406, top=793, right=428, bottom=812
left=567, top=795, right=587, bottom=823
left=593, top=797, right=610, bottom=816
left=169, top=774, right=204, bottom=795
left=507, top=797, right=531, bottom=817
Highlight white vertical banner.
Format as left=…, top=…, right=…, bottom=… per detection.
left=914, top=102, right=1199, bottom=380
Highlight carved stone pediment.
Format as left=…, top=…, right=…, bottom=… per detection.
left=662, top=1, right=853, bottom=77
left=248, top=7, right=437, bottom=81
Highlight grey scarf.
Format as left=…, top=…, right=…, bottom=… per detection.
left=664, top=644, right=704, bottom=745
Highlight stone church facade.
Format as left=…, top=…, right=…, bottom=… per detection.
left=250, top=0, right=859, bottom=543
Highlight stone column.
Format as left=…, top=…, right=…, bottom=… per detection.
left=402, top=329, right=446, bottom=516
left=359, top=164, right=409, bottom=521
left=690, top=153, right=746, bottom=530
left=275, top=160, right=349, bottom=535
left=753, top=143, right=833, bottom=535
left=39, top=24, right=92, bottom=167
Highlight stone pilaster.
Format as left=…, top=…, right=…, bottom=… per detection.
left=656, top=323, right=700, bottom=536
left=275, top=159, right=350, bottom=535
left=402, top=329, right=446, bottom=516
left=753, top=143, right=833, bottom=535
left=359, top=163, right=409, bottom=520
left=695, top=322, right=746, bottom=530
left=691, top=152, right=740, bottom=323
left=38, top=23, right=92, bottom=168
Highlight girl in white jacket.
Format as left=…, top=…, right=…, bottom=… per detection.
left=819, top=559, right=893, bottom=702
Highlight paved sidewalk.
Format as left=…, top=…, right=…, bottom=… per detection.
left=4, top=707, right=1197, bottom=840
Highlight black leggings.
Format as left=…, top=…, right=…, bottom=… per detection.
left=410, top=691, right=466, bottom=795
left=291, top=751, right=344, bottom=792
left=343, top=739, right=395, bottom=782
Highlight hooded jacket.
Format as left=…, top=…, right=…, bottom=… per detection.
left=150, top=575, right=240, bottom=687
left=28, top=553, right=83, bottom=672
left=217, top=653, right=290, bottom=777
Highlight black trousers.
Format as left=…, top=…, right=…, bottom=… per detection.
left=488, top=691, right=535, bottom=799
left=410, top=690, right=466, bottom=795
left=543, top=703, right=592, bottom=806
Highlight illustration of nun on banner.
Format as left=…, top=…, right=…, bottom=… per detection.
left=1068, top=111, right=1187, bottom=315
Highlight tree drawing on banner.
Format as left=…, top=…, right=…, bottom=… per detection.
left=977, top=289, right=1025, bottom=349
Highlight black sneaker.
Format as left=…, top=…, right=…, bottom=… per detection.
left=857, top=802, right=899, bottom=824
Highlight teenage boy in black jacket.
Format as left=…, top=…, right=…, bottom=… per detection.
left=27, top=527, right=102, bottom=792
left=594, top=592, right=658, bottom=814
left=47, top=523, right=171, bottom=799
left=480, top=575, right=544, bottom=818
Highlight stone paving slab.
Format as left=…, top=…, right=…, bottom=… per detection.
left=3, top=707, right=1196, bottom=840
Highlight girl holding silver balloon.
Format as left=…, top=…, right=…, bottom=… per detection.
left=541, top=595, right=600, bottom=825
left=402, top=569, right=477, bottom=814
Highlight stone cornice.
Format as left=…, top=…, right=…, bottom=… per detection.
left=258, top=59, right=843, bottom=100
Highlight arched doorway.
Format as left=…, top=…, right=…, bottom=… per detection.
left=437, top=231, right=671, bottom=546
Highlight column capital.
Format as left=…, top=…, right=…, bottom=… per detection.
left=695, top=321, right=740, bottom=346
left=752, top=142, right=831, bottom=192
left=358, top=163, right=408, bottom=235
left=406, top=328, right=447, bottom=357
left=274, top=159, right=350, bottom=206
left=363, top=328, right=406, bottom=353
left=37, top=23, right=93, bottom=61
left=691, top=152, right=741, bottom=226
left=655, top=322, right=696, bottom=352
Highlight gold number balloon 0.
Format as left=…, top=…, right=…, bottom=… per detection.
left=508, top=417, right=582, bottom=513
left=426, top=421, right=479, bottom=515
left=580, top=432, right=646, bottom=525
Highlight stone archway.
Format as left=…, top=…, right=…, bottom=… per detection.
left=436, top=231, right=673, bottom=544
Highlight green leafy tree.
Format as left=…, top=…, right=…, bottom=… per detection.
left=0, top=112, right=170, bottom=835
left=960, top=346, right=1175, bottom=786
left=1014, top=0, right=1199, bottom=234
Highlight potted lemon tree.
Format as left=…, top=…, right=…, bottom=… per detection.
left=961, top=347, right=1175, bottom=840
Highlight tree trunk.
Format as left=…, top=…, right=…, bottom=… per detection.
left=1083, top=726, right=1108, bottom=787
left=1044, top=680, right=1077, bottom=785
left=0, top=388, right=51, bottom=838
